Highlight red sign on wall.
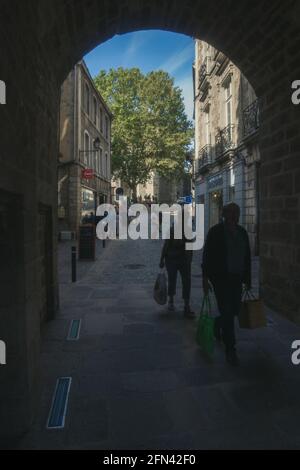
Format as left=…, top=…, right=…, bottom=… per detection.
left=81, top=169, right=94, bottom=179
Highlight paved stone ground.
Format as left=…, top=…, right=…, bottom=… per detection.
left=19, top=237, right=300, bottom=450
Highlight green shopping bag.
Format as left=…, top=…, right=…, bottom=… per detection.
left=196, top=294, right=215, bottom=357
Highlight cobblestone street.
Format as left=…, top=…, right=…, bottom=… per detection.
left=20, top=238, right=300, bottom=450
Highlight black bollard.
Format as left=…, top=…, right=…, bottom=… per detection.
left=72, top=246, right=77, bottom=283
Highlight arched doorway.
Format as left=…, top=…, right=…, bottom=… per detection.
left=1, top=0, right=300, bottom=440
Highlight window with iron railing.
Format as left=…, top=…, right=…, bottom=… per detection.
left=215, top=124, right=236, bottom=157
left=197, top=144, right=213, bottom=172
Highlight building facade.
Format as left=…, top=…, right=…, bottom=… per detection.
left=58, top=60, right=112, bottom=235
left=194, top=40, right=260, bottom=254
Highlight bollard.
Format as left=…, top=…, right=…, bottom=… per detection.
left=103, top=240, right=106, bottom=248
left=72, top=246, right=77, bottom=283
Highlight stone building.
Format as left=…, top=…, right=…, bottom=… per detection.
left=58, top=60, right=112, bottom=236
left=194, top=40, right=260, bottom=254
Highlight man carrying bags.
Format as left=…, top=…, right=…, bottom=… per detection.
left=202, top=203, right=251, bottom=366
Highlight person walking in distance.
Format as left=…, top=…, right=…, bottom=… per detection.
left=159, top=210, right=195, bottom=318
left=202, top=203, right=251, bottom=366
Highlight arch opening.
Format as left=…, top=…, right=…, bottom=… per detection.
left=1, top=0, right=300, bottom=444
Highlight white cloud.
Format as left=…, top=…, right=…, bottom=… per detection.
left=123, top=32, right=147, bottom=63
left=158, top=43, right=194, bottom=75
left=176, top=75, right=194, bottom=122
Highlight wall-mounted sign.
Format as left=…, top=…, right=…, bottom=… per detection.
left=81, top=169, right=94, bottom=179
left=208, top=174, right=223, bottom=190
left=184, top=195, right=193, bottom=204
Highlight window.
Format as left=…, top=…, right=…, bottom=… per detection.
left=94, top=145, right=102, bottom=175
left=85, top=83, right=90, bottom=115
left=105, top=153, right=108, bottom=178
left=84, top=132, right=90, bottom=166
left=224, top=81, right=232, bottom=127
left=93, top=97, right=97, bottom=125
left=95, top=150, right=100, bottom=174
left=92, top=140, right=97, bottom=170
left=229, top=166, right=235, bottom=201
left=100, top=107, right=103, bottom=133
left=94, top=150, right=98, bottom=173
left=204, top=108, right=211, bottom=146
left=81, top=188, right=95, bottom=223
left=105, top=116, right=109, bottom=140
left=89, top=137, right=93, bottom=168
left=99, top=148, right=103, bottom=176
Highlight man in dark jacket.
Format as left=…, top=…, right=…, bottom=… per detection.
left=202, top=203, right=251, bottom=366
left=160, top=212, right=195, bottom=318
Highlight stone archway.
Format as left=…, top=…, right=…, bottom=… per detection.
left=0, top=0, right=300, bottom=439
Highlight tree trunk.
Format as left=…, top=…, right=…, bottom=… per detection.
left=131, top=186, right=138, bottom=203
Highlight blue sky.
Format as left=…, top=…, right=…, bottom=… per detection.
left=84, top=30, right=195, bottom=122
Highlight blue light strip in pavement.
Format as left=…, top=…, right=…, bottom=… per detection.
left=47, top=377, right=72, bottom=429
left=67, top=319, right=81, bottom=341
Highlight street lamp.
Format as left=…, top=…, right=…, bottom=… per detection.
left=79, top=137, right=101, bottom=160
left=93, top=137, right=101, bottom=150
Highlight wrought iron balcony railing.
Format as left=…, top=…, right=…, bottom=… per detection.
left=215, top=125, right=236, bottom=157
left=243, top=99, right=259, bottom=138
left=196, top=144, right=213, bottom=172
left=199, top=63, right=208, bottom=85
left=199, top=56, right=212, bottom=88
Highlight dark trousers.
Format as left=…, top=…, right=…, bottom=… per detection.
left=212, top=274, right=243, bottom=352
left=166, top=257, right=191, bottom=302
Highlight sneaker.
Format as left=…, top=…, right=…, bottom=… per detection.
left=226, top=350, right=239, bottom=367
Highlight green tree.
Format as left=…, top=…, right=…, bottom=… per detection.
left=94, top=67, right=193, bottom=198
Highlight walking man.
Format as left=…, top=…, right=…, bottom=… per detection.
left=160, top=210, right=195, bottom=318
left=202, top=203, right=251, bottom=365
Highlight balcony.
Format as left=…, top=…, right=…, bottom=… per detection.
left=196, top=144, right=213, bottom=173
left=243, top=99, right=260, bottom=138
left=215, top=125, right=236, bottom=158
left=198, top=58, right=211, bottom=101
left=213, top=50, right=230, bottom=75
left=199, top=63, right=208, bottom=88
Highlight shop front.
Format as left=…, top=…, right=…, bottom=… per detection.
left=207, top=173, right=224, bottom=230
left=81, top=187, right=96, bottom=224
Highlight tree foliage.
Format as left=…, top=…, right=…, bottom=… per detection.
left=94, top=67, right=193, bottom=192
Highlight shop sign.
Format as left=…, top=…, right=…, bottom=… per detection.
left=82, top=169, right=94, bottom=179
left=208, top=174, right=223, bottom=190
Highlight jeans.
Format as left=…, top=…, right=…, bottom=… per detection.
left=212, top=274, right=243, bottom=352
left=165, top=257, right=191, bottom=302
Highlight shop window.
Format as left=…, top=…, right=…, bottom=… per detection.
left=81, top=188, right=95, bottom=224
